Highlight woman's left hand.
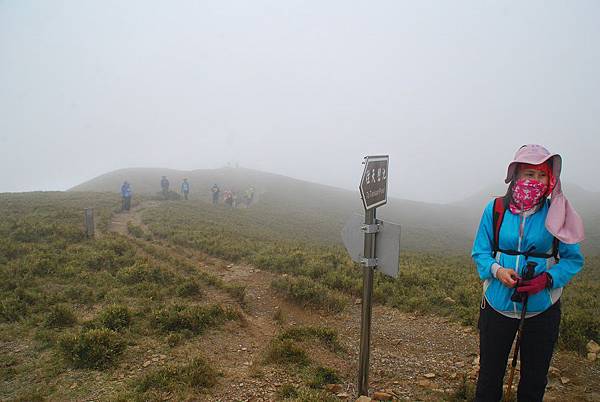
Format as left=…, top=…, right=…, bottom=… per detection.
left=516, top=272, right=551, bottom=296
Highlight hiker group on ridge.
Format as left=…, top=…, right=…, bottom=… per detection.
left=119, top=176, right=255, bottom=211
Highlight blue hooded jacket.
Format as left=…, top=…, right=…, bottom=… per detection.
left=121, top=183, right=132, bottom=198
left=472, top=198, right=584, bottom=318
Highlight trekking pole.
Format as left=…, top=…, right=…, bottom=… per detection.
left=504, top=261, right=537, bottom=402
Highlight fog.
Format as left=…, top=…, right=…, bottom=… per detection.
left=1, top=0, right=599, bottom=203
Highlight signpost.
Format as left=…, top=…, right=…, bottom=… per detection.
left=359, top=155, right=388, bottom=210
left=342, top=155, right=400, bottom=398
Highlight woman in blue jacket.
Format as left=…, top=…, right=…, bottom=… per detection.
left=472, top=144, right=584, bottom=401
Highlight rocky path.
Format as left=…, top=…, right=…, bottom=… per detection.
left=108, top=203, right=600, bottom=401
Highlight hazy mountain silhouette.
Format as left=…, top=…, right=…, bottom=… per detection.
left=71, top=167, right=599, bottom=255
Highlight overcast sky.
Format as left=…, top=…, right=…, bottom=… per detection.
left=1, top=0, right=598, bottom=203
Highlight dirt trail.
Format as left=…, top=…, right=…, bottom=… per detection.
left=108, top=202, right=600, bottom=402
left=108, top=201, right=160, bottom=235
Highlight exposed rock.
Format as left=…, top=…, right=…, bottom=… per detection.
left=548, top=366, right=561, bottom=378
left=560, top=377, right=571, bottom=385
left=587, top=340, right=600, bottom=354
left=424, top=373, right=436, bottom=379
left=444, top=297, right=456, bottom=304
left=143, top=360, right=152, bottom=367
left=418, top=379, right=433, bottom=388
left=337, top=392, right=349, bottom=398
left=372, top=391, right=393, bottom=400
left=324, top=384, right=343, bottom=393
left=355, top=396, right=371, bottom=402
left=587, top=352, right=597, bottom=362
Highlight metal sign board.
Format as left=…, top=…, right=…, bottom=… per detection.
left=359, top=155, right=389, bottom=210
left=341, top=214, right=401, bottom=278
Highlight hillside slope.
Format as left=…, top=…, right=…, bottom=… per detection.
left=71, top=167, right=599, bottom=255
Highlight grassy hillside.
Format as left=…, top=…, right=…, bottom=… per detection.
left=1, top=191, right=598, bottom=401
left=72, top=167, right=600, bottom=255
left=70, top=167, right=489, bottom=254
left=0, top=193, right=245, bottom=401
left=142, top=197, right=600, bottom=354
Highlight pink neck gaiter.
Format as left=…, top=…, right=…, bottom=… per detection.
left=509, top=178, right=548, bottom=214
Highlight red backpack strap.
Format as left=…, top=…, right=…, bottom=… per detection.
left=492, top=197, right=506, bottom=257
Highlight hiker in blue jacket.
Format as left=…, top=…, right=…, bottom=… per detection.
left=181, top=178, right=190, bottom=200
left=472, top=144, right=584, bottom=402
left=121, top=181, right=132, bottom=211
left=160, top=176, right=170, bottom=199
left=211, top=184, right=220, bottom=205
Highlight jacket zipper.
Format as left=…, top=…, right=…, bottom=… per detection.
left=516, top=215, right=526, bottom=276
left=513, top=214, right=527, bottom=316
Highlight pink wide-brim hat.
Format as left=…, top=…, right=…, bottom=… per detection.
left=505, top=144, right=562, bottom=184
left=505, top=144, right=584, bottom=244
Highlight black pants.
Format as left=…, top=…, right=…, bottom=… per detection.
left=476, top=300, right=561, bottom=402
left=122, top=196, right=131, bottom=211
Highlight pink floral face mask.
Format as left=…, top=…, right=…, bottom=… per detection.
left=509, top=178, right=548, bottom=214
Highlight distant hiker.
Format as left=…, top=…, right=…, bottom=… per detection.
left=245, top=186, right=255, bottom=206
left=472, top=144, right=584, bottom=402
left=160, top=176, right=170, bottom=199
left=211, top=184, right=220, bottom=205
left=224, top=190, right=233, bottom=207
left=181, top=178, right=190, bottom=200
left=120, top=181, right=132, bottom=211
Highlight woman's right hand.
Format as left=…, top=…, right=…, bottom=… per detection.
left=497, top=267, right=519, bottom=288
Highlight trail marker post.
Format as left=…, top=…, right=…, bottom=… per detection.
left=84, top=208, right=95, bottom=238
left=342, top=155, right=400, bottom=397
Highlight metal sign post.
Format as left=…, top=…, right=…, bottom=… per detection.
left=356, top=155, right=389, bottom=397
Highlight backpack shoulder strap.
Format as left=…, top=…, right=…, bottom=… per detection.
left=552, top=237, right=560, bottom=263
left=492, top=197, right=506, bottom=257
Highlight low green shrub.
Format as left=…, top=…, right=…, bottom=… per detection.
left=271, top=277, right=346, bottom=313
left=63, top=284, right=95, bottom=304
left=44, top=304, right=77, bottom=328
left=278, top=326, right=342, bottom=352
left=11, top=389, right=46, bottom=402
left=306, top=366, right=339, bottom=388
left=277, top=384, right=298, bottom=399
left=127, top=222, right=145, bottom=239
left=98, top=305, right=131, bottom=331
left=175, top=281, right=202, bottom=298
left=0, top=295, right=28, bottom=322
left=136, top=356, right=217, bottom=393
left=448, top=375, right=477, bottom=402
left=224, top=283, right=246, bottom=304
left=151, top=304, right=239, bottom=334
left=559, top=307, right=600, bottom=354
left=265, top=339, right=309, bottom=366
left=117, top=261, right=172, bottom=285
left=58, top=328, right=125, bottom=369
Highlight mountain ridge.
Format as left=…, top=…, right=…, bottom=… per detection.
left=70, top=167, right=600, bottom=255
